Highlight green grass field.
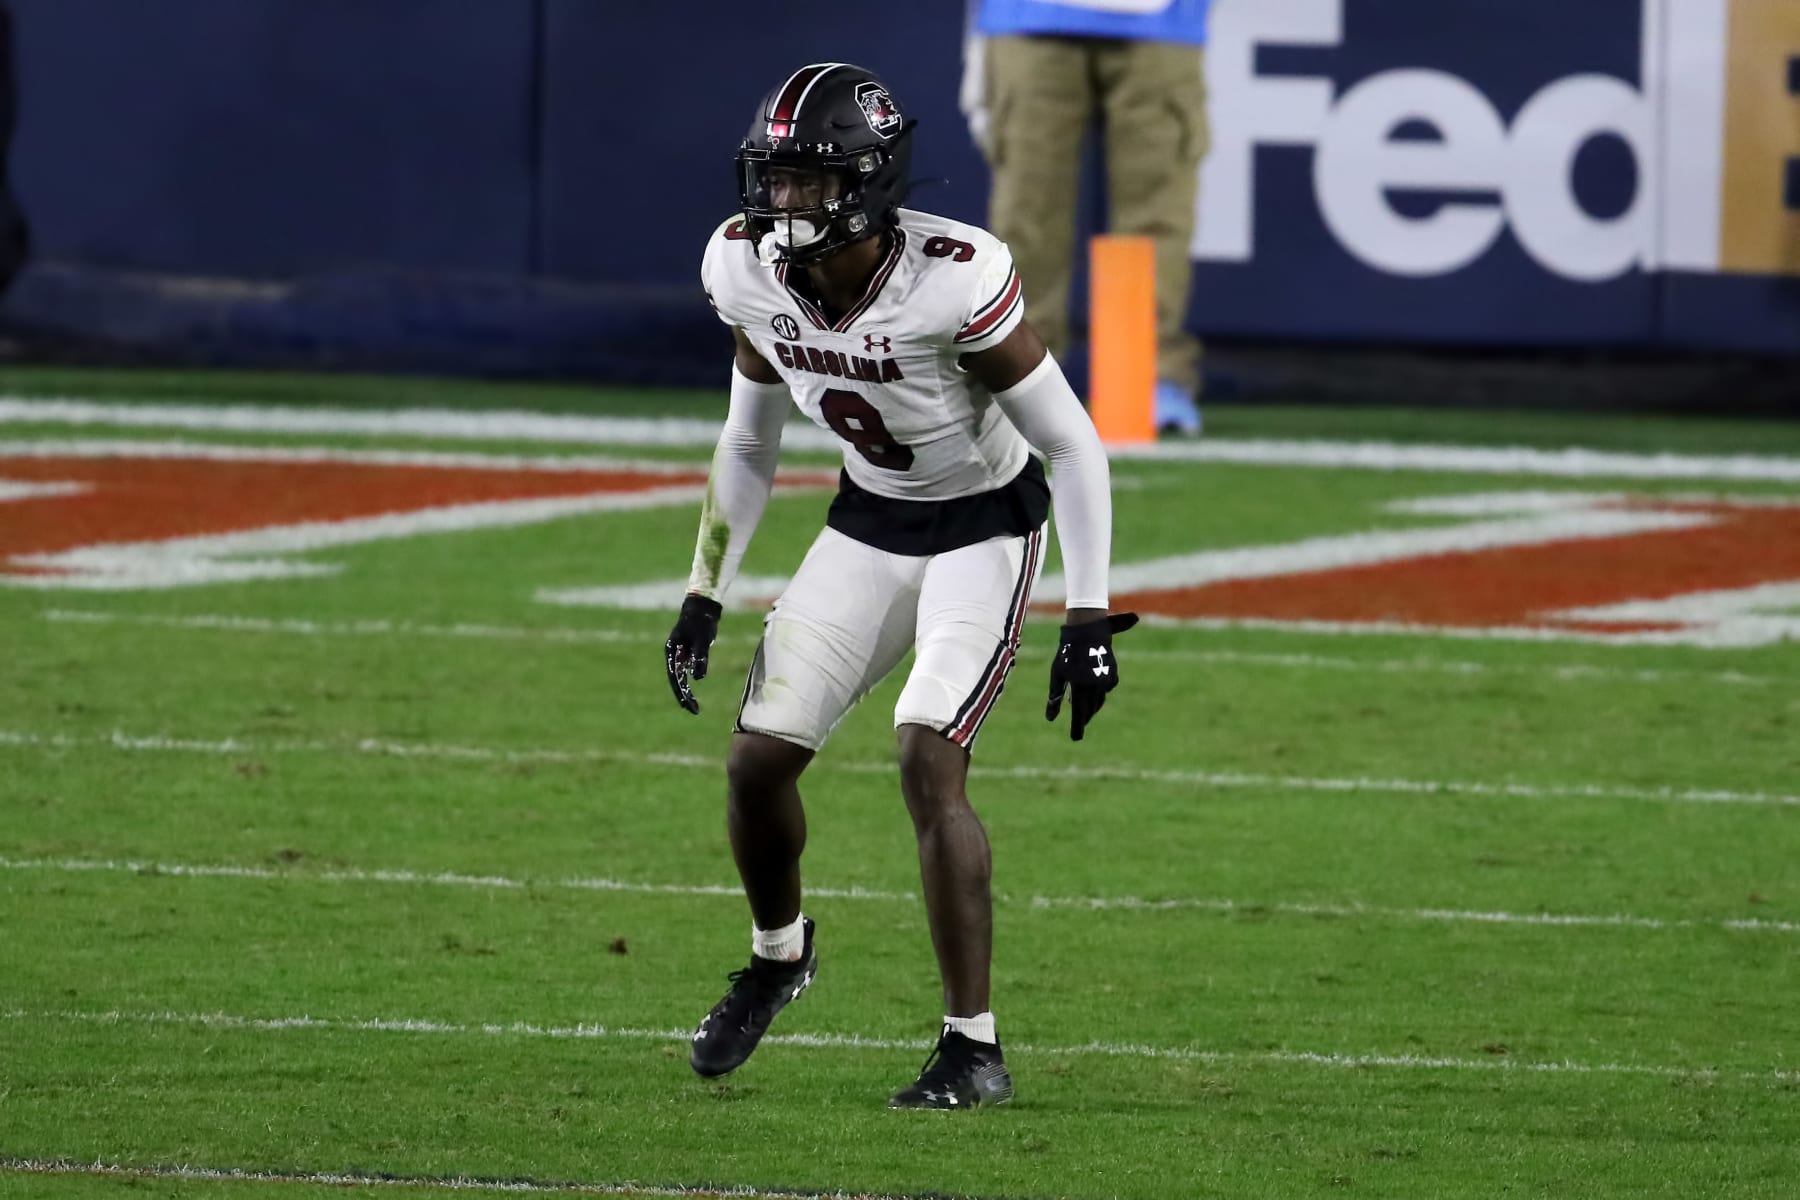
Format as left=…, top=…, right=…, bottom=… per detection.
left=2, top=366, right=1797, bottom=1200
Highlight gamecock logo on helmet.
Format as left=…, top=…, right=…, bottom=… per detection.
left=856, top=82, right=902, bottom=138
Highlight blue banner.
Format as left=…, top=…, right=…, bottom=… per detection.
left=1187, top=0, right=1800, bottom=355
left=4, top=0, right=1797, bottom=367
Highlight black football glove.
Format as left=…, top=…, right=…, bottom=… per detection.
left=664, top=594, right=723, bottom=715
left=1045, top=612, right=1139, bottom=741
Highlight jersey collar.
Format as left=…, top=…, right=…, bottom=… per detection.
left=777, top=228, right=906, bottom=333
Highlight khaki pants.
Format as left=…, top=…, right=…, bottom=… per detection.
left=980, top=35, right=1209, bottom=395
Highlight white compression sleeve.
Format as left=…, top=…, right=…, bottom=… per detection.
left=686, top=365, right=790, bottom=601
left=992, top=353, right=1114, bottom=610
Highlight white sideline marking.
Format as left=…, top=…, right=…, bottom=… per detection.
left=43, top=608, right=762, bottom=649
left=1061, top=493, right=1713, bottom=601
left=540, top=576, right=792, bottom=612
left=1122, top=436, right=1800, bottom=482
left=1132, top=612, right=1800, bottom=650
left=971, top=760, right=1800, bottom=807
left=0, top=438, right=716, bottom=472
left=0, top=856, right=910, bottom=904
left=1025, top=891, right=1800, bottom=934
left=40, top=608, right=1790, bottom=688
left=1, top=440, right=832, bottom=591
left=1556, top=580, right=1800, bottom=645
left=541, top=490, right=1800, bottom=647
left=5, top=1007, right=1795, bottom=1085
left=0, top=400, right=845, bottom=453
left=1130, top=645, right=1784, bottom=688
left=8, top=397, right=1800, bottom=481
left=3, top=855, right=1793, bottom=935
left=7, top=487, right=716, bottom=590
left=3, top=728, right=1795, bottom=808
left=0, top=478, right=89, bottom=502
left=1032, top=491, right=1800, bottom=649
left=0, top=1158, right=916, bottom=1200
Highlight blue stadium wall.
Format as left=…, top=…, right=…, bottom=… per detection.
left=3, top=0, right=1797, bottom=384
left=2, top=0, right=990, bottom=382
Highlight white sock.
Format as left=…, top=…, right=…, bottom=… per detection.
left=944, top=1011, right=997, bottom=1044
left=752, top=915, right=806, bottom=962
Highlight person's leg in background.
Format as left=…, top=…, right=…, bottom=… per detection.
left=980, top=35, right=1093, bottom=365
left=1097, top=38, right=1209, bottom=435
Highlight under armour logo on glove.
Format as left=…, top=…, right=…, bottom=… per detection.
left=1046, top=612, right=1138, bottom=741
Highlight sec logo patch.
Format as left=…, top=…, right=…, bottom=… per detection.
left=772, top=314, right=801, bottom=340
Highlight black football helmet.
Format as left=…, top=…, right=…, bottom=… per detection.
left=737, top=63, right=915, bottom=266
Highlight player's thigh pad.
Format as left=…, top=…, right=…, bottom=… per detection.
left=895, top=526, right=1046, bottom=749
left=737, top=527, right=922, bottom=750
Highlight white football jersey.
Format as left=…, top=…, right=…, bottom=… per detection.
left=701, top=207, right=1032, bottom=502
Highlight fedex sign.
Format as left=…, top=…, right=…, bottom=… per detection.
left=1195, top=0, right=1652, bottom=282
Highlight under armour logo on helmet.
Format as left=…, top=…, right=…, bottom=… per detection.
left=863, top=334, right=892, bottom=354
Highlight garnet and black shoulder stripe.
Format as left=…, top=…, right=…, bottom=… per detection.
left=954, top=268, right=1023, bottom=344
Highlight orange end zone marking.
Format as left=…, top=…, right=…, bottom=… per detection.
left=1115, top=502, right=1800, bottom=633
left=0, top=456, right=712, bottom=563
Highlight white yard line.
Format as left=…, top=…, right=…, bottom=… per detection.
left=2, top=854, right=1792, bottom=935
left=1129, top=644, right=1785, bottom=687
left=42, top=607, right=758, bottom=648
left=39, top=609, right=1790, bottom=688
left=1122, top=437, right=1800, bottom=482
left=0, top=400, right=842, bottom=453
left=1132, top=611, right=1800, bottom=650
left=1085, top=498, right=1715, bottom=599
left=964, top=760, right=1798, bottom=806
left=0, top=442, right=831, bottom=591
left=0, top=856, right=907, bottom=903
left=0, top=479, right=88, bottom=502
left=547, top=487, right=1800, bottom=648
left=0, top=437, right=719, bottom=472
left=0, top=1158, right=924, bottom=1200
left=3, top=1007, right=1794, bottom=1085
left=2, top=728, right=1793, bottom=808
left=7, top=397, right=1800, bottom=481
left=1025, top=891, right=1800, bottom=933
left=6, top=487, right=720, bottom=591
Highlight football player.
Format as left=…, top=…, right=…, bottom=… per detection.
left=666, top=62, right=1135, bottom=1110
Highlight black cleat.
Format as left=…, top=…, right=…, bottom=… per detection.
left=689, top=918, right=817, bottom=1078
left=887, top=1026, right=1014, bottom=1110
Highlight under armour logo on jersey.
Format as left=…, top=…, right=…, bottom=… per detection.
left=772, top=314, right=801, bottom=340
left=1088, top=646, right=1111, bottom=677
left=863, top=333, right=892, bottom=354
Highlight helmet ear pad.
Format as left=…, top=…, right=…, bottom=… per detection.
left=848, top=122, right=915, bottom=232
